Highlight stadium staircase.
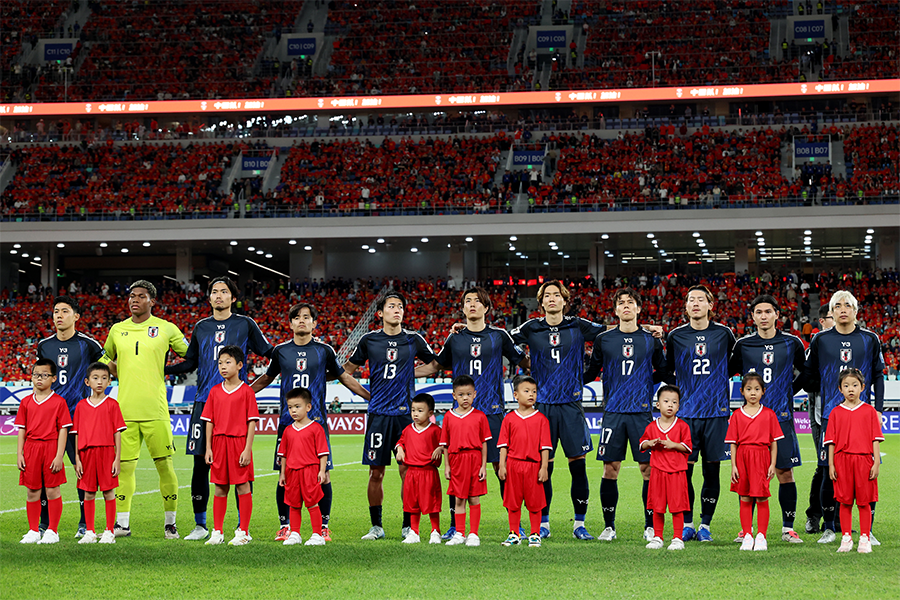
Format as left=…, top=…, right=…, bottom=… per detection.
left=0, top=158, right=16, bottom=196
left=262, top=149, right=290, bottom=194
left=335, top=284, right=396, bottom=364
left=219, top=153, right=242, bottom=196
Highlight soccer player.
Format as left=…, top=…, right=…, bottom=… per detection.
left=344, top=291, right=440, bottom=540
left=36, top=295, right=107, bottom=537
left=805, top=305, right=833, bottom=534
left=729, top=294, right=806, bottom=543
left=165, top=277, right=273, bottom=541
left=415, top=286, right=527, bottom=540
left=664, top=285, right=736, bottom=542
left=510, top=279, right=605, bottom=540
left=251, top=302, right=369, bottom=541
left=104, top=280, right=189, bottom=538
left=803, top=291, right=884, bottom=545
left=584, top=287, right=665, bottom=542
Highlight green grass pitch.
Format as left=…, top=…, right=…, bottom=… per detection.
left=1, top=434, right=896, bottom=600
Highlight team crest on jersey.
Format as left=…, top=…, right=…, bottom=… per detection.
left=148, top=326, right=159, bottom=338
left=694, top=342, right=707, bottom=357
left=622, top=344, right=634, bottom=358
left=214, top=331, right=226, bottom=343
left=549, top=332, right=560, bottom=347
left=470, top=344, right=481, bottom=358
left=57, top=354, right=68, bottom=368
left=386, top=348, right=398, bottom=362
left=296, top=358, right=307, bottom=372
left=762, top=351, right=774, bottom=366
left=840, top=348, right=852, bottom=363
left=368, top=450, right=377, bottom=461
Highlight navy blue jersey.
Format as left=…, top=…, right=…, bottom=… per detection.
left=585, top=327, right=665, bottom=413
left=166, top=314, right=273, bottom=402
left=665, top=321, right=736, bottom=419
left=349, top=329, right=436, bottom=416
left=511, top=316, right=605, bottom=405
left=803, top=326, right=885, bottom=420
left=730, top=331, right=806, bottom=422
left=267, top=339, right=344, bottom=427
left=36, top=332, right=106, bottom=415
left=437, top=325, right=525, bottom=415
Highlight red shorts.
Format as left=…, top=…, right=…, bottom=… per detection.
left=502, top=458, right=546, bottom=513
left=284, top=465, right=324, bottom=508
left=19, top=439, right=67, bottom=490
left=403, top=465, right=442, bottom=515
left=209, top=436, right=254, bottom=485
left=647, top=469, right=689, bottom=513
left=730, top=445, right=773, bottom=498
left=447, top=450, right=487, bottom=499
left=833, top=453, right=878, bottom=505
left=77, top=446, right=119, bottom=492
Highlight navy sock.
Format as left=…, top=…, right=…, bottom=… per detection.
left=642, top=479, right=653, bottom=528
left=77, top=487, right=86, bottom=528
left=541, top=462, right=555, bottom=517
left=569, top=459, right=589, bottom=519
left=870, top=501, right=876, bottom=527
left=448, top=496, right=456, bottom=525
left=599, top=478, right=618, bottom=529
left=191, top=455, right=210, bottom=520
left=821, top=476, right=836, bottom=530
left=779, top=481, right=797, bottom=528
left=497, top=471, right=506, bottom=499
left=699, top=462, right=720, bottom=526
left=39, top=488, right=49, bottom=529
left=403, top=511, right=411, bottom=529
left=685, top=463, right=695, bottom=523
left=369, top=505, right=383, bottom=528
left=320, top=482, right=332, bottom=527
left=806, top=466, right=824, bottom=521
left=276, top=483, right=290, bottom=526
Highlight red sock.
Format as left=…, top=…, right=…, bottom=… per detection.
left=26, top=500, right=40, bottom=532
left=739, top=500, right=753, bottom=535
left=840, top=503, right=853, bottom=536
left=105, top=498, right=116, bottom=532
left=410, top=513, right=420, bottom=535
left=85, top=498, right=96, bottom=532
left=307, top=505, right=322, bottom=535
left=672, top=512, right=684, bottom=540
left=429, top=513, right=440, bottom=533
left=508, top=508, right=521, bottom=534
left=528, top=510, right=541, bottom=536
left=290, top=507, right=303, bottom=532
left=469, top=504, right=481, bottom=535
left=857, top=504, right=872, bottom=536
left=756, top=500, right=769, bottom=537
left=455, top=511, right=466, bottom=534
left=213, top=495, right=227, bottom=532
left=653, top=511, right=665, bottom=539
left=47, top=497, right=62, bottom=532
left=237, top=492, right=252, bottom=533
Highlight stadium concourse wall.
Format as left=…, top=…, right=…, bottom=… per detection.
left=2, top=381, right=899, bottom=436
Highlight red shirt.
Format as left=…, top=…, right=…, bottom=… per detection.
left=277, top=421, right=329, bottom=469
left=724, top=406, right=783, bottom=447
left=497, top=409, right=551, bottom=462
left=640, top=417, right=692, bottom=473
left=14, top=392, right=72, bottom=441
left=440, top=407, right=491, bottom=453
left=395, top=422, right=442, bottom=467
left=200, top=382, right=260, bottom=437
left=824, top=402, right=884, bottom=455
left=71, top=396, right=126, bottom=449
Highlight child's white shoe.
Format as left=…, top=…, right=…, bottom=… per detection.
left=645, top=536, right=664, bottom=549
left=752, top=533, right=767, bottom=551
left=20, top=530, right=41, bottom=544
left=402, top=532, right=420, bottom=544
left=857, top=535, right=872, bottom=554
left=464, top=533, right=480, bottom=547
left=305, top=533, right=325, bottom=546
left=667, top=538, right=685, bottom=550
left=429, top=530, right=442, bottom=544
left=98, top=530, right=116, bottom=544
left=78, top=530, right=98, bottom=544
left=446, top=532, right=466, bottom=546
left=205, top=530, right=225, bottom=545
left=228, top=529, right=251, bottom=546
left=38, top=530, right=60, bottom=544
left=836, top=534, right=853, bottom=553
left=739, top=534, right=754, bottom=551
left=282, top=531, right=302, bottom=546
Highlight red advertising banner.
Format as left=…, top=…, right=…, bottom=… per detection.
left=254, top=413, right=367, bottom=435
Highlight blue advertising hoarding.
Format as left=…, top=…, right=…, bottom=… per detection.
left=793, top=19, right=826, bottom=39
left=536, top=30, right=566, bottom=49
left=44, top=42, right=73, bottom=61
left=512, top=151, right=545, bottom=166
left=287, top=37, right=317, bottom=56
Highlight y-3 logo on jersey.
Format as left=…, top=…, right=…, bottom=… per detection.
left=622, top=344, right=634, bottom=358
left=296, top=358, right=307, bottom=371
left=840, top=348, right=852, bottom=363
left=549, top=332, right=560, bottom=347
left=762, top=351, right=774, bottom=366
left=386, top=348, right=398, bottom=362
left=214, top=331, right=226, bottom=343
left=148, top=326, right=159, bottom=338
left=470, top=344, right=481, bottom=358
left=694, top=342, right=707, bottom=357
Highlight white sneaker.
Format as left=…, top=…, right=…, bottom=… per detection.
left=446, top=532, right=466, bottom=546
left=645, top=536, right=664, bottom=549
left=740, top=534, right=754, bottom=551
left=305, top=533, right=325, bottom=546
left=781, top=530, right=803, bottom=543
left=868, top=532, right=880, bottom=546
left=598, top=527, right=616, bottom=541
left=817, top=529, right=836, bottom=544
left=429, top=530, right=442, bottom=544
left=98, top=530, right=116, bottom=544
left=837, top=534, right=853, bottom=553
left=39, top=530, right=60, bottom=544
left=283, top=531, right=302, bottom=546
left=228, top=529, right=252, bottom=546
left=643, top=527, right=655, bottom=542
left=465, top=533, right=481, bottom=547
left=184, top=525, right=209, bottom=541
left=402, top=532, right=420, bottom=544
left=205, top=530, right=225, bottom=545
left=857, top=534, right=872, bottom=554
left=753, top=533, right=768, bottom=551
left=78, top=530, right=98, bottom=544
left=734, top=531, right=747, bottom=543
left=361, top=526, right=385, bottom=540
left=20, top=530, right=41, bottom=544
left=401, top=526, right=411, bottom=540
left=667, top=538, right=685, bottom=550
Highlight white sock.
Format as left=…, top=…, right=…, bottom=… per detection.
left=165, top=511, right=176, bottom=526
left=782, top=526, right=792, bottom=533
left=117, top=512, right=130, bottom=528
left=573, top=519, right=585, bottom=530
left=699, top=524, right=710, bottom=531
left=684, top=521, right=694, bottom=529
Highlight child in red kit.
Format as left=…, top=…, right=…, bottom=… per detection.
left=640, top=385, right=692, bottom=551
left=441, top=375, right=491, bottom=547
left=395, top=393, right=443, bottom=544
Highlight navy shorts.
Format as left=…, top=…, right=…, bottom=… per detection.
left=274, top=419, right=333, bottom=471
left=596, top=412, right=652, bottom=463
left=683, top=417, right=730, bottom=463
left=363, top=414, right=412, bottom=467
left=186, top=401, right=206, bottom=456
left=536, top=402, right=593, bottom=460
left=775, top=419, right=802, bottom=471
left=486, top=412, right=504, bottom=464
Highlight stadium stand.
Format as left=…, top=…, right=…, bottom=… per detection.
left=1, top=0, right=70, bottom=102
